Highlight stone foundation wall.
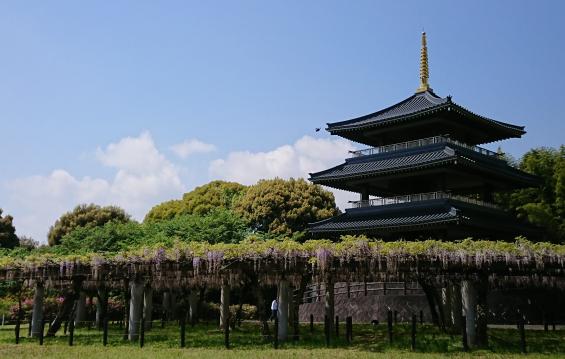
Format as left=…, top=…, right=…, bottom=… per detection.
left=298, top=285, right=565, bottom=324
left=299, top=285, right=431, bottom=323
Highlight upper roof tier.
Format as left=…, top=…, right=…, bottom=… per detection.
left=326, top=90, right=525, bottom=146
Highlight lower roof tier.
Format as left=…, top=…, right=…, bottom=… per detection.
left=309, top=141, right=540, bottom=195
left=308, top=198, right=542, bottom=241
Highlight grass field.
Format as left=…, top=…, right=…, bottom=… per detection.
left=1, top=321, right=564, bottom=358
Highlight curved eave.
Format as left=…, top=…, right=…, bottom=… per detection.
left=310, top=157, right=457, bottom=184
left=308, top=209, right=460, bottom=234
left=309, top=144, right=540, bottom=188
left=327, top=102, right=525, bottom=141
left=308, top=199, right=540, bottom=238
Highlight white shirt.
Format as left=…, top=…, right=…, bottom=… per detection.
left=271, top=300, right=278, bottom=310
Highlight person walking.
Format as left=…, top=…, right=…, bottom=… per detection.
left=270, top=299, right=278, bottom=321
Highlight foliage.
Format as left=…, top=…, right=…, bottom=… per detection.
left=201, top=302, right=258, bottom=323
left=144, top=209, right=248, bottom=245
left=0, top=209, right=19, bottom=249
left=234, top=178, right=338, bottom=236
left=3, top=236, right=565, bottom=276
left=497, top=146, right=565, bottom=243
left=8, top=295, right=62, bottom=320
left=18, top=236, right=39, bottom=250
left=47, top=204, right=131, bottom=246
left=56, top=221, right=145, bottom=254
left=54, top=209, right=248, bottom=254
left=145, top=181, right=247, bottom=222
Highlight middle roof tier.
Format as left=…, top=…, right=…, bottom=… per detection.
left=309, top=138, right=539, bottom=196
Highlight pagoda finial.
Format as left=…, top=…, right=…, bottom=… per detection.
left=416, top=31, right=431, bottom=93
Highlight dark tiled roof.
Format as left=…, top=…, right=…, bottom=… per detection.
left=309, top=199, right=458, bottom=233
left=309, top=210, right=458, bottom=233
left=326, top=90, right=524, bottom=135
left=309, top=142, right=540, bottom=186
left=310, top=145, right=455, bottom=182
left=308, top=198, right=537, bottom=238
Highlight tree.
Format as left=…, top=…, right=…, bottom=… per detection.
left=57, top=221, right=144, bottom=254
left=18, top=236, right=39, bottom=249
left=144, top=181, right=247, bottom=222
left=48, top=204, right=131, bottom=246
left=0, top=209, right=19, bottom=249
left=497, top=146, right=565, bottom=242
left=56, top=208, right=248, bottom=254
left=145, top=209, right=248, bottom=244
left=233, top=178, right=338, bottom=236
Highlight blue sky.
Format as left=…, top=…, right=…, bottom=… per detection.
left=1, top=1, right=564, bottom=242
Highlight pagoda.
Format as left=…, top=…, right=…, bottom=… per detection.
left=308, top=32, right=540, bottom=240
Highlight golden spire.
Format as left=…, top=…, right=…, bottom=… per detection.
left=416, top=31, right=431, bottom=93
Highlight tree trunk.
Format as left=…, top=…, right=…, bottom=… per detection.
left=476, top=275, right=489, bottom=348
left=122, top=280, right=130, bottom=340
left=47, top=280, right=82, bottom=337
left=255, top=284, right=270, bottom=339
left=449, top=281, right=463, bottom=332
left=220, top=282, right=230, bottom=329
left=462, top=280, right=477, bottom=347
left=441, top=285, right=451, bottom=328
left=144, top=286, right=153, bottom=330
left=420, top=279, right=440, bottom=327
left=162, top=291, right=170, bottom=321
left=74, top=292, right=86, bottom=327
left=325, top=276, right=335, bottom=345
left=129, top=280, right=144, bottom=341
left=277, top=279, right=289, bottom=341
left=96, top=287, right=108, bottom=330
left=188, top=290, right=198, bottom=326
left=293, top=278, right=307, bottom=341
left=31, top=283, right=44, bottom=337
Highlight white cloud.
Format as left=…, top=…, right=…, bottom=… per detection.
left=5, top=132, right=185, bottom=243
left=209, top=135, right=357, bottom=210
left=170, top=139, right=216, bottom=159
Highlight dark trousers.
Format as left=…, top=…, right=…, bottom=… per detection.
left=269, top=309, right=277, bottom=321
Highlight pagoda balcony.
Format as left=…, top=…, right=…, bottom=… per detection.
left=349, top=135, right=500, bottom=158
left=349, top=191, right=500, bottom=210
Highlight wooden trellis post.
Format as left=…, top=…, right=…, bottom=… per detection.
left=274, top=315, right=279, bottom=349
left=411, top=314, right=416, bottom=351
left=122, top=279, right=130, bottom=340
left=220, top=280, right=230, bottom=349
left=518, top=319, right=526, bottom=353
left=180, top=313, right=186, bottom=348
left=461, top=315, right=468, bottom=351
left=387, top=310, right=393, bottom=344
left=103, top=317, right=108, bottom=346
left=335, top=315, right=339, bottom=337
left=324, top=276, right=335, bottom=347
left=39, top=320, right=45, bottom=345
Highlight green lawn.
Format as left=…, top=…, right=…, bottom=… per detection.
left=0, top=321, right=564, bottom=358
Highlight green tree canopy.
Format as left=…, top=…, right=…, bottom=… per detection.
left=144, top=180, right=247, bottom=221
left=145, top=209, right=248, bottom=245
left=233, top=178, right=338, bottom=236
left=56, top=208, right=248, bottom=254
left=56, top=220, right=144, bottom=254
left=497, top=146, right=565, bottom=243
left=47, top=204, right=131, bottom=246
left=0, top=209, right=19, bottom=249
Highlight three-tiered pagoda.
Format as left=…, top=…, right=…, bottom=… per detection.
left=309, top=32, right=540, bottom=240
